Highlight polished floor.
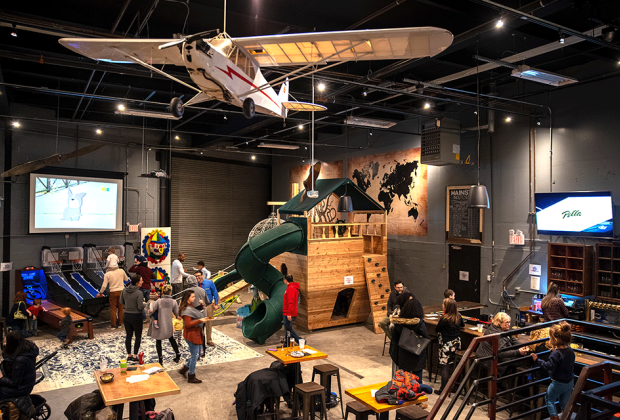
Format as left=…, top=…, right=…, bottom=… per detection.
left=32, top=307, right=520, bottom=420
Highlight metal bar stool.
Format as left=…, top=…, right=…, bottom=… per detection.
left=292, top=382, right=327, bottom=420
left=344, top=401, right=379, bottom=420
left=312, top=364, right=345, bottom=419
left=257, top=396, right=281, bottom=420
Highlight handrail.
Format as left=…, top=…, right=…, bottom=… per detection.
left=428, top=318, right=620, bottom=420
left=562, top=360, right=620, bottom=420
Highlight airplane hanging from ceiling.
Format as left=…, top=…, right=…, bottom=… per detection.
left=59, top=27, right=453, bottom=120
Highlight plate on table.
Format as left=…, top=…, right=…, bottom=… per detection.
left=290, top=351, right=305, bottom=358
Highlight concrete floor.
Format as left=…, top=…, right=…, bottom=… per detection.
left=33, top=309, right=514, bottom=420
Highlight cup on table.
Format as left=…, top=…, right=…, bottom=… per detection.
left=290, top=338, right=295, bottom=348
left=477, top=324, right=484, bottom=333
left=299, top=339, right=305, bottom=350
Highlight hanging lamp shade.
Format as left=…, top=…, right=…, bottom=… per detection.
left=468, top=185, right=490, bottom=208
left=338, top=195, right=354, bottom=212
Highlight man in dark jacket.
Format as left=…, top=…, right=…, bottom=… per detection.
left=379, top=281, right=407, bottom=339
left=0, top=331, right=39, bottom=399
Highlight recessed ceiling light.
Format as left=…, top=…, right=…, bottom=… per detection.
left=12, top=121, right=20, bottom=128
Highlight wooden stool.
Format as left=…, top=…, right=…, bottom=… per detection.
left=395, top=404, right=429, bottom=420
left=453, top=350, right=477, bottom=396
left=257, top=396, right=281, bottom=420
left=382, top=333, right=390, bottom=356
left=312, top=364, right=345, bottom=419
left=292, top=382, right=327, bottom=420
left=344, top=401, right=379, bottom=420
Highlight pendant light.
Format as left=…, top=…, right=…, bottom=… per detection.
left=469, top=45, right=490, bottom=209
left=338, top=116, right=353, bottom=213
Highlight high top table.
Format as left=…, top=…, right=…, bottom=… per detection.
left=345, top=382, right=429, bottom=420
left=94, top=363, right=180, bottom=420
left=266, top=345, right=328, bottom=384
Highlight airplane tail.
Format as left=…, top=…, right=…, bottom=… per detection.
left=278, top=78, right=289, bottom=118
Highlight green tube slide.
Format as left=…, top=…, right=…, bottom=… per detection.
left=214, top=220, right=305, bottom=344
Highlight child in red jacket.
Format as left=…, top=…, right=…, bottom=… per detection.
left=282, top=274, right=301, bottom=344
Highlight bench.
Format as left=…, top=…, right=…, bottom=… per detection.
left=38, top=300, right=94, bottom=339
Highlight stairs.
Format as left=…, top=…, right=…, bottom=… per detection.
left=363, top=255, right=391, bottom=334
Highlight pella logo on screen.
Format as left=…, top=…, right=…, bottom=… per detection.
left=562, top=210, right=582, bottom=219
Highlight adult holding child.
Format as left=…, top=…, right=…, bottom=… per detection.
left=177, top=289, right=211, bottom=384
left=97, top=266, right=126, bottom=329
left=147, top=284, right=181, bottom=367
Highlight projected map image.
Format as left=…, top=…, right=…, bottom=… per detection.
left=34, top=177, right=118, bottom=230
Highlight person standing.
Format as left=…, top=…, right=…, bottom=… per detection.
left=0, top=331, right=39, bottom=399
left=197, top=261, right=211, bottom=280
left=378, top=281, right=407, bottom=339
left=147, top=285, right=181, bottom=366
left=196, top=271, right=218, bottom=346
left=282, top=274, right=301, bottom=343
left=7, top=292, right=30, bottom=337
left=128, top=260, right=154, bottom=305
left=531, top=321, right=575, bottom=420
left=178, top=290, right=210, bottom=384
left=542, top=282, right=569, bottom=321
left=188, top=279, right=208, bottom=355
left=97, top=266, right=127, bottom=328
left=120, top=275, right=146, bottom=362
left=171, top=253, right=189, bottom=296
left=26, top=299, right=47, bottom=336
left=434, top=298, right=465, bottom=395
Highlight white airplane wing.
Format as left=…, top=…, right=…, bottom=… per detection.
left=58, top=38, right=184, bottom=66
left=233, top=27, right=453, bottom=67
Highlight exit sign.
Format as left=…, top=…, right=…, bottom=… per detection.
left=128, top=224, right=139, bottom=233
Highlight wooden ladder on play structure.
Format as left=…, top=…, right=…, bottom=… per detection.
left=363, top=255, right=391, bottom=334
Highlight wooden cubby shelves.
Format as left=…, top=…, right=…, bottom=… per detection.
left=548, top=243, right=593, bottom=297
left=595, top=243, right=620, bottom=303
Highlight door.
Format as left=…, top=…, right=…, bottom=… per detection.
left=448, top=244, right=481, bottom=314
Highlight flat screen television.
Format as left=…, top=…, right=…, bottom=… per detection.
left=535, top=191, right=613, bottom=238
left=29, top=171, right=123, bottom=233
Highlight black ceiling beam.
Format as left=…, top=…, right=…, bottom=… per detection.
left=0, top=11, right=125, bottom=38
left=467, top=0, right=620, bottom=52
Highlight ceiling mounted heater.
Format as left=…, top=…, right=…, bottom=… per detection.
left=345, top=116, right=397, bottom=129
left=511, top=65, right=577, bottom=87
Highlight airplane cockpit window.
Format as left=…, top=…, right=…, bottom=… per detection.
left=233, top=47, right=256, bottom=80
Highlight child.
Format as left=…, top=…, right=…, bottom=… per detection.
left=435, top=298, right=464, bottom=394
left=106, top=246, right=119, bottom=271
left=58, top=307, right=73, bottom=348
left=27, top=299, right=46, bottom=336
left=531, top=321, right=575, bottom=420
left=149, top=299, right=160, bottom=329
left=444, top=289, right=455, bottom=300
left=134, top=246, right=147, bottom=266
left=196, top=261, right=211, bottom=280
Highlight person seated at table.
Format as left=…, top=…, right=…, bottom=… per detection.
left=542, top=282, right=568, bottom=322
left=444, top=289, right=455, bottom=300
left=0, top=331, right=39, bottom=400
left=476, top=313, right=529, bottom=380
left=389, top=291, right=433, bottom=394
left=435, top=298, right=464, bottom=395
left=378, top=281, right=408, bottom=340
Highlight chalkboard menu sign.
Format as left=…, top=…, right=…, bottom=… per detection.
left=446, top=186, right=483, bottom=244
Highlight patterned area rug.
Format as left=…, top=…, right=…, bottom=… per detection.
left=32, top=328, right=262, bottom=392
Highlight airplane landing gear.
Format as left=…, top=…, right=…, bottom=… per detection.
left=170, top=97, right=184, bottom=118
left=243, top=98, right=255, bottom=119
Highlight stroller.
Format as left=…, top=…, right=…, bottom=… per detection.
left=0, top=351, right=57, bottom=420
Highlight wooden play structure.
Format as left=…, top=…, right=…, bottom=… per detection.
left=271, top=178, right=390, bottom=333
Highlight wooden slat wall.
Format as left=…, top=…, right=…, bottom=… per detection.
left=170, top=157, right=270, bottom=274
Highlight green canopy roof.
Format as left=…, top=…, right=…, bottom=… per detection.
left=279, top=178, right=385, bottom=215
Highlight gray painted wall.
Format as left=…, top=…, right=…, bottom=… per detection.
left=271, top=74, right=620, bottom=323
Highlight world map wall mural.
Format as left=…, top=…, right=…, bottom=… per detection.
left=348, top=149, right=428, bottom=236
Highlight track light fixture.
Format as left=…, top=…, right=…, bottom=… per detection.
left=12, top=121, right=20, bottom=128
left=536, top=118, right=541, bottom=126
left=602, top=27, right=615, bottom=43
left=424, top=102, right=431, bottom=109
left=175, top=135, right=180, bottom=140
left=298, top=124, right=303, bottom=130
left=506, top=116, right=512, bottom=122
left=251, top=155, right=256, bottom=160
left=318, top=82, right=325, bottom=91
left=362, top=90, right=367, bottom=97
left=496, top=14, right=504, bottom=28
left=10, top=24, right=17, bottom=37
left=96, top=128, right=102, bottom=135
left=118, top=104, right=125, bottom=111
left=559, top=31, right=565, bottom=44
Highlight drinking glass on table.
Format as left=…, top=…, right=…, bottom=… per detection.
left=299, top=339, right=305, bottom=350
left=279, top=335, right=286, bottom=351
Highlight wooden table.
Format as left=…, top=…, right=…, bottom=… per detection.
left=345, top=382, right=428, bottom=420
left=266, top=345, right=328, bottom=385
left=422, top=300, right=486, bottom=316
left=94, top=363, right=180, bottom=420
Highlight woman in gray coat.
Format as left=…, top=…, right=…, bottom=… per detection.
left=148, top=284, right=181, bottom=366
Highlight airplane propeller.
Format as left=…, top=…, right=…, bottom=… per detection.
left=158, top=29, right=220, bottom=50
